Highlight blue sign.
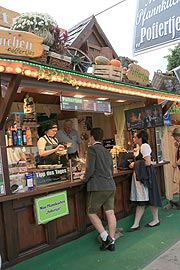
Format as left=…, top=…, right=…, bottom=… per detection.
left=164, top=110, right=171, bottom=126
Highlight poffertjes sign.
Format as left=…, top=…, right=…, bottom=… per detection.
left=0, top=6, right=20, bottom=28
left=126, top=63, right=150, bottom=86
left=0, top=29, right=44, bottom=58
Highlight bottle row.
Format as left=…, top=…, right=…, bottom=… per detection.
left=6, top=126, right=33, bottom=146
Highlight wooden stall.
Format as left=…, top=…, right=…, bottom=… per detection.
left=0, top=27, right=178, bottom=269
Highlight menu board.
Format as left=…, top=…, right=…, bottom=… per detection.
left=60, top=96, right=112, bottom=113
left=60, top=96, right=83, bottom=111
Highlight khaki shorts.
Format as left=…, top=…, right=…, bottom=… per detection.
left=86, top=191, right=115, bottom=214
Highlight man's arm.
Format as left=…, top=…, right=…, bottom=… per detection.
left=83, top=147, right=96, bottom=183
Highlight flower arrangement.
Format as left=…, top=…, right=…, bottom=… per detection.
left=49, top=26, right=69, bottom=55
left=11, top=12, right=58, bottom=46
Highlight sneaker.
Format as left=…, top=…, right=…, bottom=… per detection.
left=100, top=235, right=113, bottom=251
left=108, top=243, right=115, bottom=251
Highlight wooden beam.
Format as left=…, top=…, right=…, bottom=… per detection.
left=162, top=101, right=174, bottom=115
left=0, top=74, right=22, bottom=129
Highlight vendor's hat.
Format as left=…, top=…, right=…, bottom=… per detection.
left=45, top=121, right=58, bottom=131
left=172, top=127, right=180, bottom=136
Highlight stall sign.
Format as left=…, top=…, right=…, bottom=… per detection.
left=0, top=6, right=20, bottom=28
left=33, top=168, right=69, bottom=186
left=34, top=191, right=69, bottom=224
left=133, top=0, right=180, bottom=55
left=126, top=63, right=150, bottom=85
left=0, top=29, right=44, bottom=58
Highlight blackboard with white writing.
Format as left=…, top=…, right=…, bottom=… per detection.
left=33, top=168, right=69, bottom=186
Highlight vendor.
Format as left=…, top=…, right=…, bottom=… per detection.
left=37, top=122, right=66, bottom=165
left=55, top=119, right=83, bottom=159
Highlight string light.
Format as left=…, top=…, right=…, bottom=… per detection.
left=0, top=57, right=180, bottom=102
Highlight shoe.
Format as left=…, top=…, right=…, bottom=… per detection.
left=127, top=226, right=140, bottom=232
left=100, top=235, right=113, bottom=251
left=108, top=244, right=115, bottom=251
left=145, top=222, right=160, bottom=227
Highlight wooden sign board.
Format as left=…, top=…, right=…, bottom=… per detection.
left=0, top=6, right=20, bottom=28
left=0, top=29, right=44, bottom=58
left=126, top=63, right=150, bottom=86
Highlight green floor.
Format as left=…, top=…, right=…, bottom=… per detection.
left=9, top=201, right=180, bottom=270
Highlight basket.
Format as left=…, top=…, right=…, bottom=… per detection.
left=151, top=70, right=180, bottom=93
left=31, top=45, right=49, bottom=64
left=92, top=65, right=122, bottom=81
left=47, top=51, right=72, bottom=70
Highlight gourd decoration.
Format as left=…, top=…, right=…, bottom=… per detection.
left=109, top=59, right=121, bottom=67
left=94, top=56, right=110, bottom=65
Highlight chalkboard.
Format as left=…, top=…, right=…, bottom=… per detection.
left=33, top=167, right=69, bottom=186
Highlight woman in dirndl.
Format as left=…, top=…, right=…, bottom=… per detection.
left=127, top=130, right=162, bottom=232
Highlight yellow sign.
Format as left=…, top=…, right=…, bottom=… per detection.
left=0, top=6, right=20, bottom=28
left=126, top=63, right=150, bottom=86
left=0, top=29, right=44, bottom=58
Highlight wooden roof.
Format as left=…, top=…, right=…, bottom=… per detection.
left=66, top=15, right=118, bottom=59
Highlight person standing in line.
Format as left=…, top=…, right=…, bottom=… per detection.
left=55, top=119, right=83, bottom=159
left=127, top=130, right=162, bottom=232
left=171, top=128, right=180, bottom=208
left=81, top=127, right=117, bottom=251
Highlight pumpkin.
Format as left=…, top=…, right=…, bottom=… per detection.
left=109, top=59, right=121, bottom=67
left=95, top=56, right=110, bottom=65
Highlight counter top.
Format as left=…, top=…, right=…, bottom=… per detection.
left=0, top=161, right=169, bottom=203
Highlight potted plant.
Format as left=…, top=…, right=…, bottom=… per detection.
left=47, top=26, right=72, bottom=69
left=11, top=12, right=57, bottom=47
left=11, top=12, right=72, bottom=68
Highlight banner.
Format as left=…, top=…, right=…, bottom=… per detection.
left=133, top=0, right=180, bottom=55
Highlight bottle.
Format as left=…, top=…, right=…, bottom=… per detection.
left=26, top=126, right=32, bottom=146
left=17, top=127, right=23, bottom=146
left=25, top=172, right=34, bottom=190
left=7, top=128, right=13, bottom=146
left=22, top=127, right=27, bottom=145
left=12, top=126, right=17, bottom=146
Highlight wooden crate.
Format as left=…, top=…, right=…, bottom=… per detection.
left=92, top=65, right=122, bottom=81
left=152, top=70, right=180, bottom=93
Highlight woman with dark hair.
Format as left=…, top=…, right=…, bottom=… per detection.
left=127, top=130, right=162, bottom=232
left=37, top=121, right=66, bottom=165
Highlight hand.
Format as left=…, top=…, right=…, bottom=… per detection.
left=129, top=162, right=134, bottom=169
left=58, top=144, right=65, bottom=151
left=172, top=162, right=178, bottom=169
